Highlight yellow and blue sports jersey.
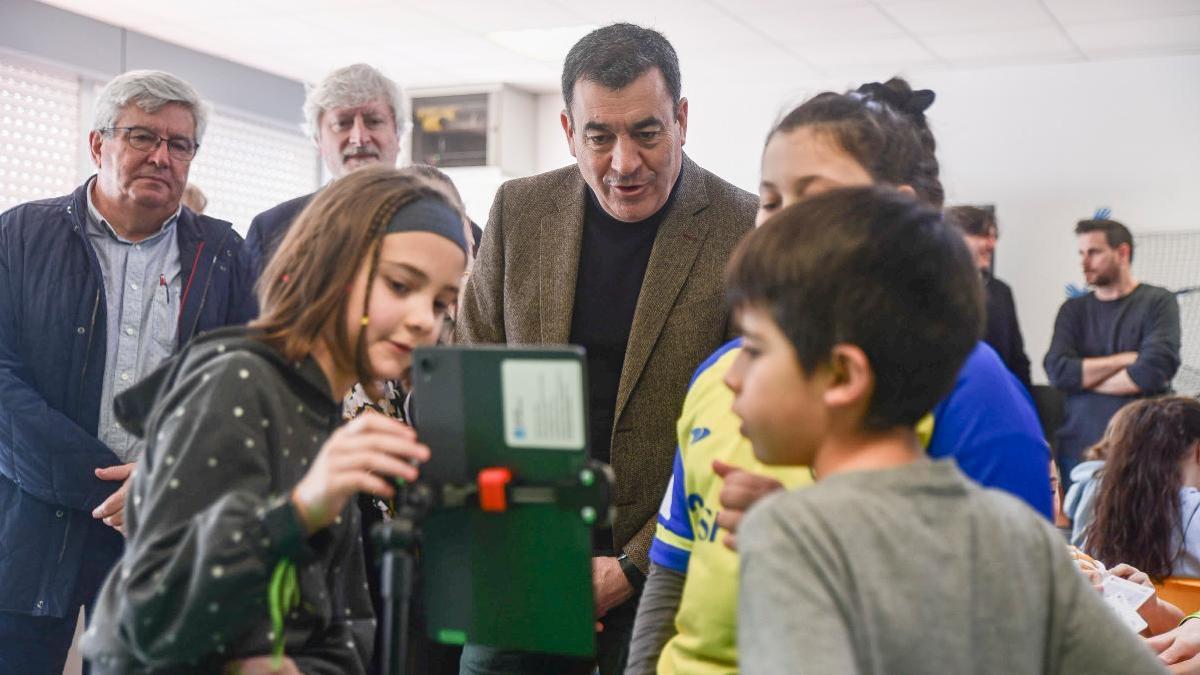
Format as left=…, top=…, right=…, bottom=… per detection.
left=650, top=339, right=813, bottom=675
left=649, top=338, right=1050, bottom=674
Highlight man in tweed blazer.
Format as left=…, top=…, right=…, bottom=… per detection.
left=455, top=23, right=755, bottom=675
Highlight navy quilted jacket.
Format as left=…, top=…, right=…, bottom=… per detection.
left=0, top=180, right=255, bottom=617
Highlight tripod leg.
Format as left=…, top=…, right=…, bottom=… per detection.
left=380, top=549, right=416, bottom=675
left=397, top=551, right=413, bottom=675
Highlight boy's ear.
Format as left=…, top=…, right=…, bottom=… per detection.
left=824, top=344, right=873, bottom=410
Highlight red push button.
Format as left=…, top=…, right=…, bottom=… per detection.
left=478, top=467, right=513, bottom=512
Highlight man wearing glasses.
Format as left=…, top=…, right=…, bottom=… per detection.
left=0, top=69, right=253, bottom=673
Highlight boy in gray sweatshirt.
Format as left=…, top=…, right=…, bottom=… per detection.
left=724, top=187, right=1164, bottom=674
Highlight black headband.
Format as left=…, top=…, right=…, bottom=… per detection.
left=384, top=196, right=468, bottom=254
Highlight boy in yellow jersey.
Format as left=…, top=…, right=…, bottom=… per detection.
left=635, top=338, right=813, bottom=674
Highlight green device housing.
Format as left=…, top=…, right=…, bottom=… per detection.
left=410, top=345, right=597, bottom=657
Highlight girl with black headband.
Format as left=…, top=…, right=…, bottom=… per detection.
left=82, top=167, right=469, bottom=674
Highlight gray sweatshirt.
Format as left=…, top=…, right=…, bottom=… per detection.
left=738, top=460, right=1166, bottom=675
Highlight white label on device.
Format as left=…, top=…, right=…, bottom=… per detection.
left=501, top=359, right=586, bottom=450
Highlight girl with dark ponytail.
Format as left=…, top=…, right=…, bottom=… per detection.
left=758, top=77, right=942, bottom=221
left=628, top=78, right=1052, bottom=675
left=751, top=78, right=1048, bottom=509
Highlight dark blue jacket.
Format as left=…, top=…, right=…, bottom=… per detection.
left=244, top=192, right=314, bottom=283
left=0, top=181, right=256, bottom=617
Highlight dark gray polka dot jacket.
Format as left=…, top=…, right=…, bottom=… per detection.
left=82, top=327, right=375, bottom=673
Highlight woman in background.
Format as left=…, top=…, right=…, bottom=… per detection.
left=1086, top=396, right=1200, bottom=582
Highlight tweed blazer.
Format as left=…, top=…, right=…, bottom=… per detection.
left=456, top=155, right=756, bottom=570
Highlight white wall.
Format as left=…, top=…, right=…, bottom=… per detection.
left=536, top=93, right=575, bottom=173
left=530, top=54, right=1200, bottom=383
left=928, top=55, right=1200, bottom=383
left=440, top=165, right=509, bottom=227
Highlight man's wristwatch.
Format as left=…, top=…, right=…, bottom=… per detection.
left=617, top=553, right=646, bottom=593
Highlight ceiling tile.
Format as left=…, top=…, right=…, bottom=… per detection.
left=299, top=12, right=474, bottom=47
left=797, top=35, right=938, bottom=67
left=394, top=38, right=539, bottom=69
left=1069, top=14, right=1200, bottom=55
left=248, top=0, right=394, bottom=11
left=675, top=41, right=803, bottom=74
left=34, top=0, right=179, bottom=21
left=667, top=19, right=779, bottom=54
left=740, top=4, right=906, bottom=43
left=419, top=0, right=589, bottom=34
left=707, top=0, right=869, bottom=11
left=135, top=0, right=263, bottom=20
left=27, top=0, right=1200, bottom=97
left=705, top=0, right=878, bottom=14
left=1044, top=0, right=1200, bottom=25
left=683, top=48, right=823, bottom=86
left=202, top=15, right=334, bottom=50
left=884, top=0, right=1054, bottom=35
left=561, top=0, right=716, bottom=28
left=924, top=26, right=1081, bottom=62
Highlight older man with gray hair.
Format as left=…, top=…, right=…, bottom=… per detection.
left=0, top=69, right=253, bottom=673
left=244, top=63, right=409, bottom=280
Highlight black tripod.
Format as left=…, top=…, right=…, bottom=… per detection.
left=372, top=481, right=434, bottom=675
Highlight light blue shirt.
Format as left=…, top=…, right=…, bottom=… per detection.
left=1064, top=459, right=1105, bottom=547
left=1173, top=487, right=1200, bottom=577
left=85, top=178, right=182, bottom=461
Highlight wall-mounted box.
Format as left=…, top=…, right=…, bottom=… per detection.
left=408, top=84, right=537, bottom=179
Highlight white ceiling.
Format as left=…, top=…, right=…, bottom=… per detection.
left=35, top=0, right=1200, bottom=94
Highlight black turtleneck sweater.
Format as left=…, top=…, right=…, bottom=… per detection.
left=569, top=181, right=680, bottom=470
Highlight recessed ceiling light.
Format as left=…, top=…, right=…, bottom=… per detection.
left=487, top=25, right=598, bottom=62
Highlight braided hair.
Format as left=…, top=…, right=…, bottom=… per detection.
left=253, top=167, right=467, bottom=397
left=352, top=192, right=407, bottom=398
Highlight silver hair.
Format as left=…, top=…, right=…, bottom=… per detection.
left=91, top=69, right=209, bottom=144
left=302, top=63, right=410, bottom=142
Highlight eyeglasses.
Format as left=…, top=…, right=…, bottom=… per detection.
left=103, top=126, right=199, bottom=161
